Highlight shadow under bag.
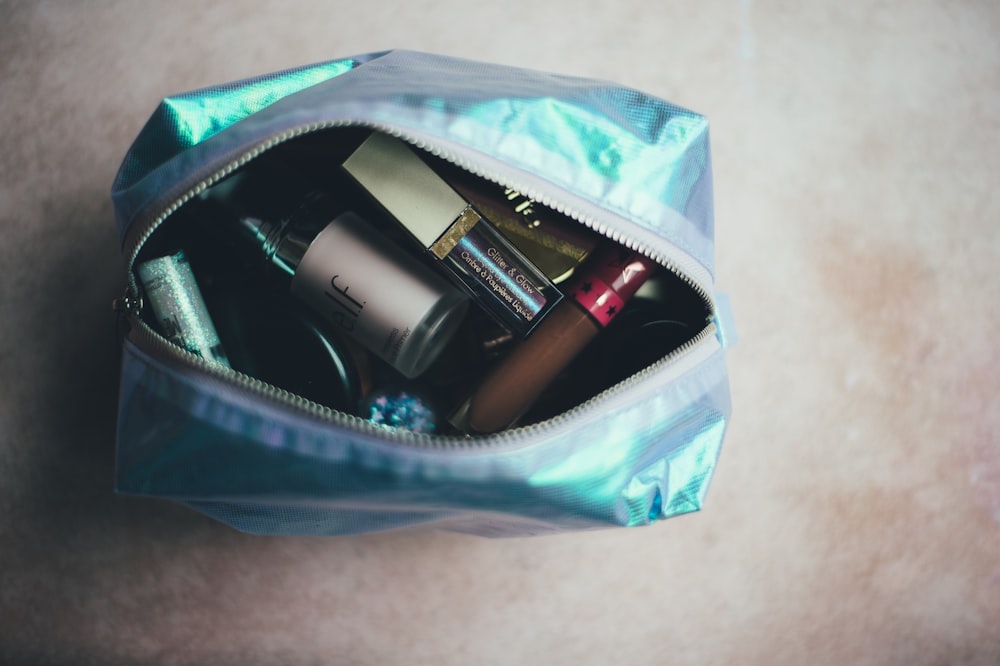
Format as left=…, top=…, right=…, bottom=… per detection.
left=111, top=50, right=734, bottom=537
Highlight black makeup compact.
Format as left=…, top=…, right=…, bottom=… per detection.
left=592, top=275, right=696, bottom=385
left=208, top=282, right=367, bottom=415
left=517, top=272, right=704, bottom=427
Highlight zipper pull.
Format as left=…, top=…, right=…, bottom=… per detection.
left=112, top=290, right=144, bottom=317
left=112, top=288, right=143, bottom=342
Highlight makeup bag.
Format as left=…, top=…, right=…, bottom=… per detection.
left=111, top=50, right=734, bottom=537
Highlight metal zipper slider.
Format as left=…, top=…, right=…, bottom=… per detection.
left=112, top=291, right=143, bottom=317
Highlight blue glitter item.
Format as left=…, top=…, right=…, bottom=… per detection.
left=365, top=390, right=436, bottom=434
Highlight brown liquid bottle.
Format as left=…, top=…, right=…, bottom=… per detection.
left=455, top=244, right=658, bottom=434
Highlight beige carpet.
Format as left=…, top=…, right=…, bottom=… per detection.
left=2, top=1, right=998, bottom=664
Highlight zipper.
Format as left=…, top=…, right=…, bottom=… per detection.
left=118, top=120, right=719, bottom=449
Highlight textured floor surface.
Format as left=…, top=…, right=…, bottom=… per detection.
left=1, top=1, right=998, bottom=664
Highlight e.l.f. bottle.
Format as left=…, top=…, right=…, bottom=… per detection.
left=200, top=170, right=469, bottom=379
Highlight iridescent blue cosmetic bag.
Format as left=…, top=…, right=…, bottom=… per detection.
left=111, top=50, right=734, bottom=537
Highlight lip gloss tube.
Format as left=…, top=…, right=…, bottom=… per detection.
left=453, top=245, right=658, bottom=434
left=343, top=132, right=562, bottom=336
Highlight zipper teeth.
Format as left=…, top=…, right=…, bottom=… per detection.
left=123, top=119, right=717, bottom=450
left=129, top=312, right=717, bottom=450
left=125, top=122, right=338, bottom=274
left=129, top=319, right=433, bottom=444
left=492, top=320, right=718, bottom=442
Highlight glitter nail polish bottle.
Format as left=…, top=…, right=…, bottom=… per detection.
left=136, top=250, right=231, bottom=368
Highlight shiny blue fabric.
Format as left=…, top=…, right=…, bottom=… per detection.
left=111, top=50, right=730, bottom=537
left=116, top=337, right=730, bottom=536
left=111, top=55, right=380, bottom=198
left=112, top=51, right=714, bottom=277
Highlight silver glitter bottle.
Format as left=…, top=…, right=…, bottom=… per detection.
left=136, top=251, right=231, bottom=368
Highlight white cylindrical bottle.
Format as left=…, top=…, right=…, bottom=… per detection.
left=259, top=211, right=467, bottom=378
left=207, top=172, right=469, bottom=379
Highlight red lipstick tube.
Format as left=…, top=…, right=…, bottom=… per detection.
left=458, top=244, right=658, bottom=434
